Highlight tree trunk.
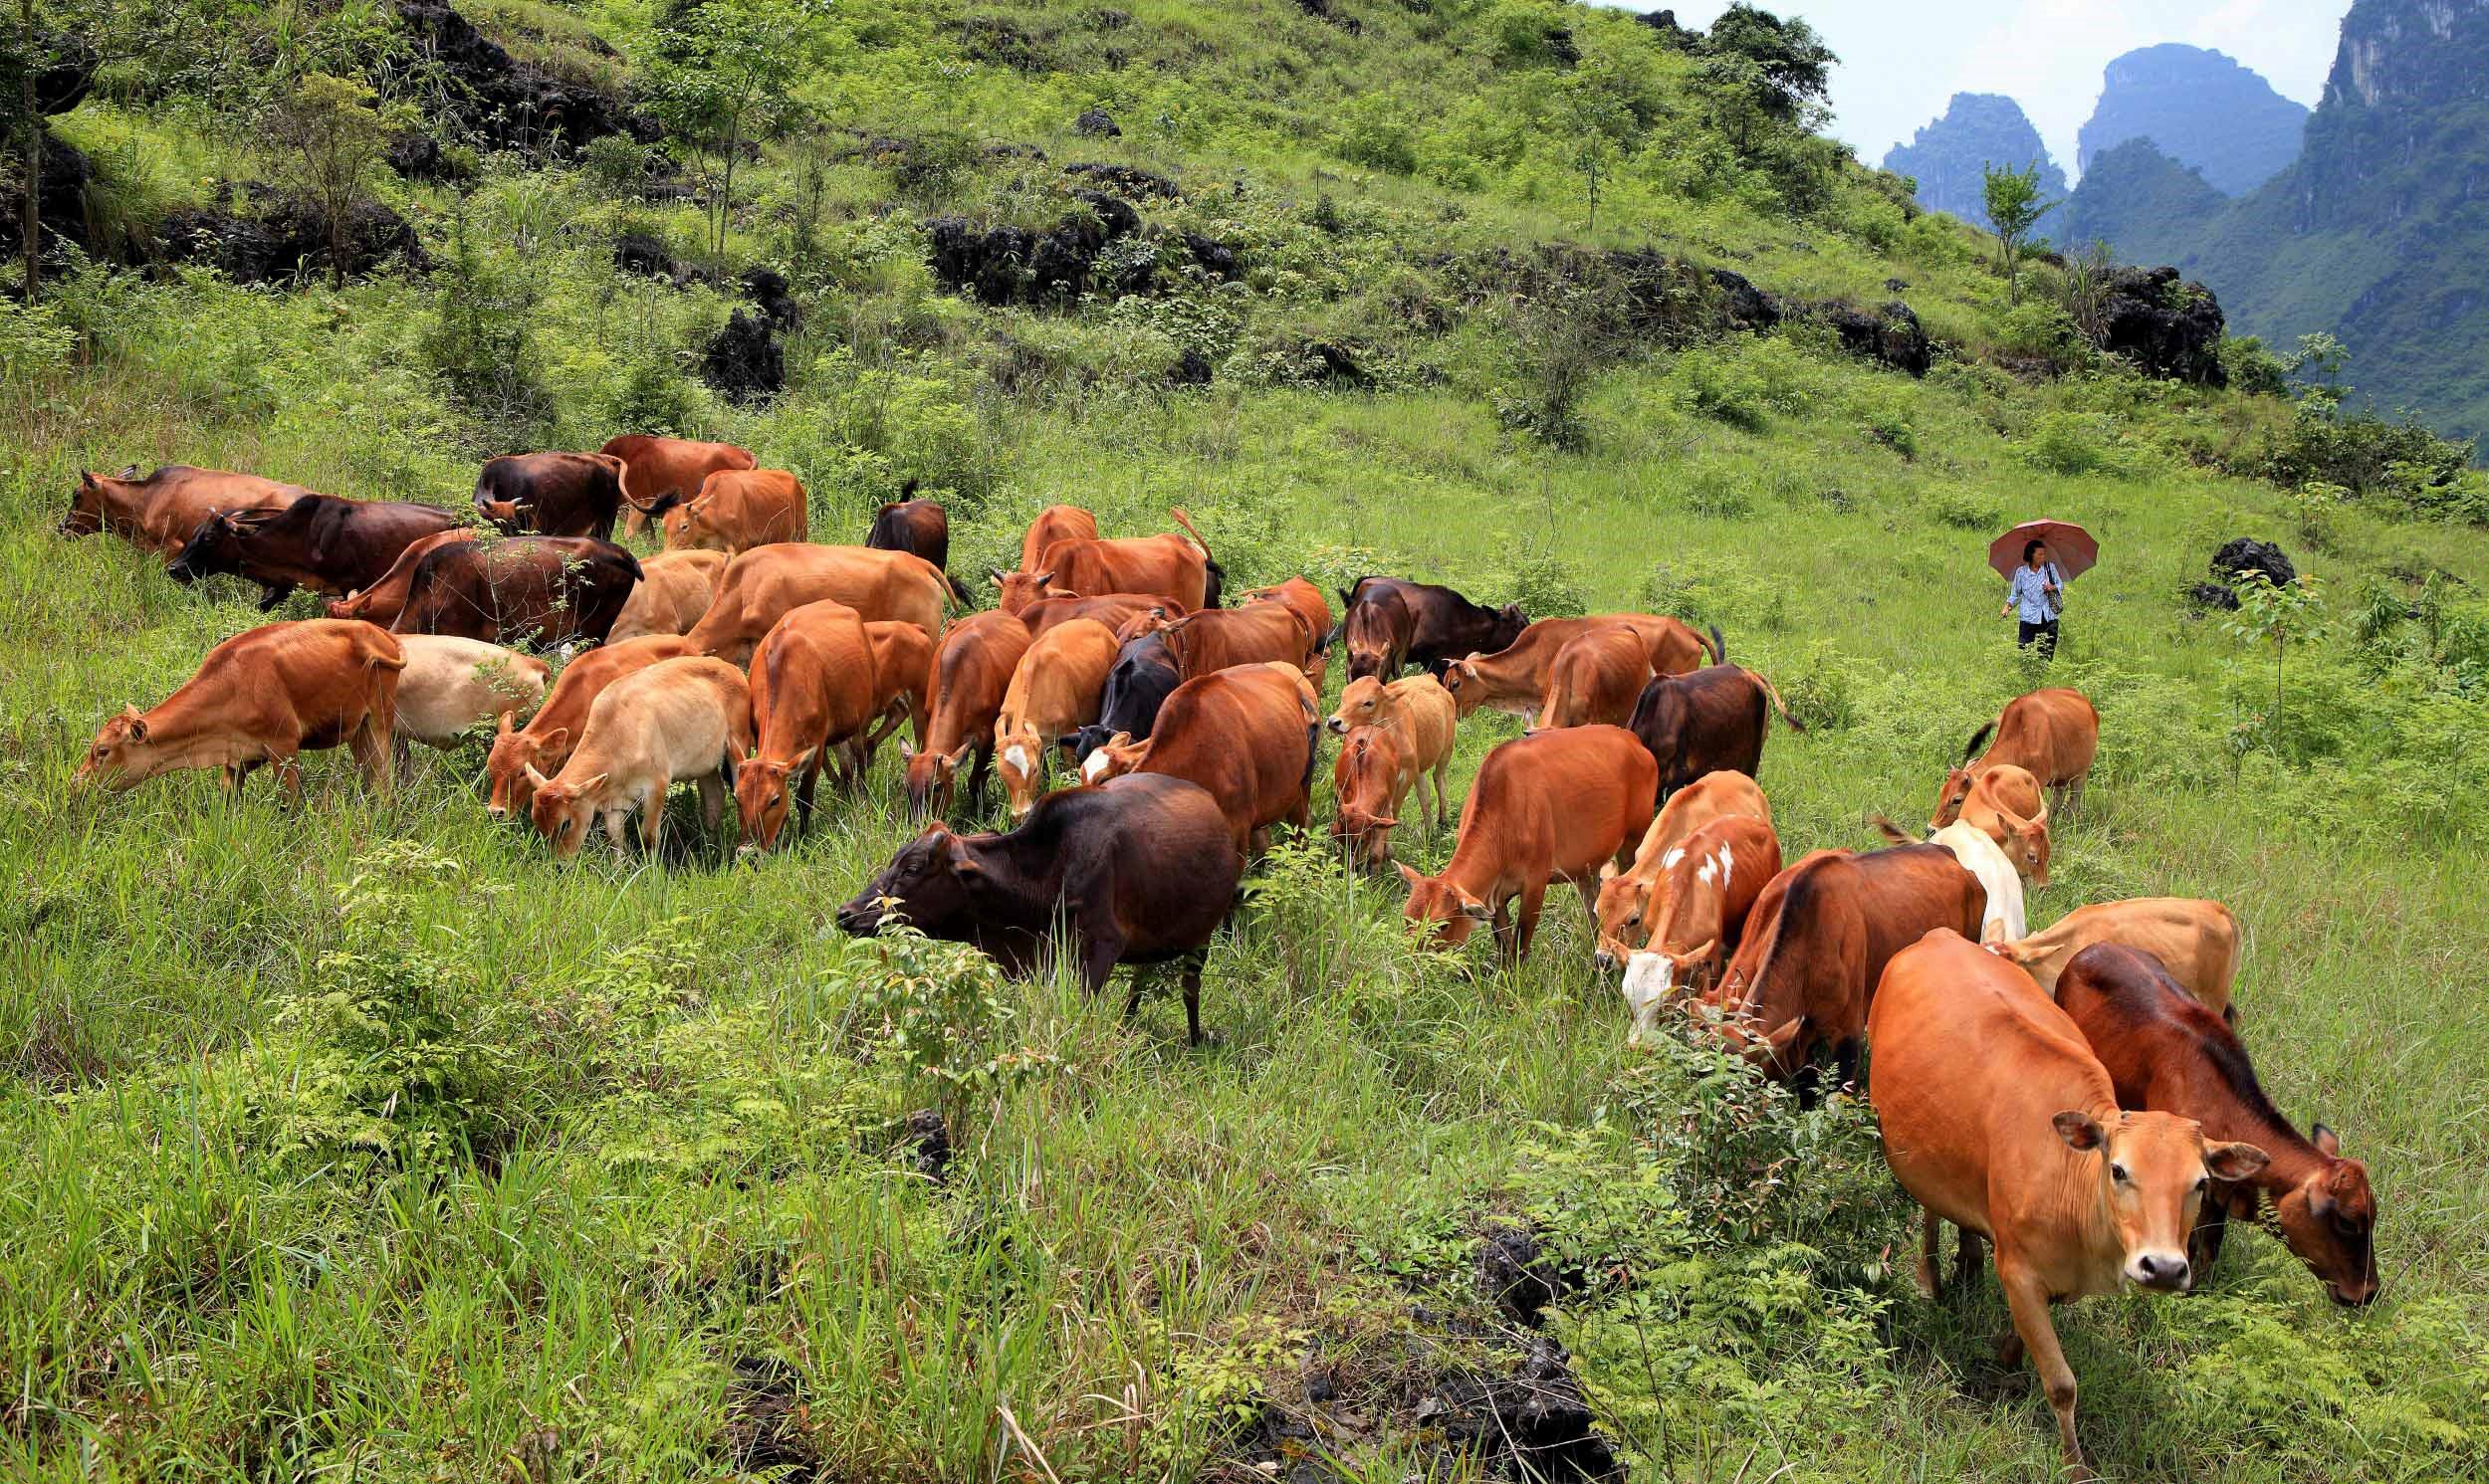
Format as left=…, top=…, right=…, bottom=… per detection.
left=717, top=115, right=740, bottom=262
left=19, top=0, right=38, bottom=305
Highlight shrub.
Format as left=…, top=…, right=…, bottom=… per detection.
left=1640, top=554, right=1782, bottom=632
left=1334, top=94, right=1420, bottom=175
left=1481, top=537, right=1587, bottom=617
left=2219, top=334, right=2290, bottom=397
left=2015, top=410, right=2128, bottom=478
left=1923, top=487, right=1997, bottom=530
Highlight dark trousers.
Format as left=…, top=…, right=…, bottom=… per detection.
left=2018, top=618, right=2059, bottom=659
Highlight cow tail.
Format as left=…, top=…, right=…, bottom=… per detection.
left=1169, top=507, right=1225, bottom=608
left=1961, top=721, right=1995, bottom=764
left=617, top=549, right=644, bottom=582
left=1754, top=672, right=1805, bottom=733
left=1869, top=813, right=1914, bottom=846
left=944, top=570, right=977, bottom=606
left=1705, top=624, right=1726, bottom=666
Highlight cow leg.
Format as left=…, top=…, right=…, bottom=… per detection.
left=1955, top=1228, right=1987, bottom=1292
left=698, top=772, right=726, bottom=845
left=1179, top=951, right=1207, bottom=1046
left=271, top=750, right=306, bottom=805
left=1079, top=932, right=1124, bottom=998
left=351, top=719, right=395, bottom=796
left=1510, top=881, right=1547, bottom=960
left=1997, top=1257, right=2089, bottom=1480
left=1918, top=1209, right=1946, bottom=1297
left=1571, top=874, right=1600, bottom=927
left=796, top=755, right=822, bottom=836
left=965, top=749, right=993, bottom=817
left=639, top=789, right=667, bottom=856
left=256, top=581, right=293, bottom=611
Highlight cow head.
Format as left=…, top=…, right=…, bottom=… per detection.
left=486, top=720, right=566, bottom=819
left=165, top=509, right=263, bottom=586
left=1592, top=865, right=1655, bottom=970
left=526, top=764, right=608, bottom=860
left=1079, top=731, right=1145, bottom=784
left=1328, top=676, right=1386, bottom=737
left=1330, top=730, right=1404, bottom=869
left=1615, top=937, right=1721, bottom=1041
left=63, top=471, right=116, bottom=536
left=2054, top=1108, right=2267, bottom=1294
left=900, top=739, right=975, bottom=821
left=1396, top=861, right=1491, bottom=947
left=660, top=495, right=726, bottom=552
left=734, top=747, right=812, bottom=853
left=836, top=824, right=975, bottom=938
left=74, top=705, right=161, bottom=791
left=994, top=728, right=1053, bottom=818
left=993, top=569, right=1053, bottom=615
left=1487, top=603, right=1530, bottom=651
left=1991, top=807, right=2052, bottom=887
left=1440, top=657, right=1488, bottom=718
left=2270, top=1127, right=2378, bottom=1306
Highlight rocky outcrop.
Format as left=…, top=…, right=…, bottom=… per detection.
left=701, top=311, right=782, bottom=404
left=925, top=186, right=1156, bottom=308
left=394, top=0, right=656, bottom=159
left=0, top=132, right=96, bottom=260
left=2094, top=266, right=2227, bottom=385
left=2076, top=44, right=2309, bottom=196
left=1883, top=94, right=2066, bottom=236
left=1817, top=301, right=1934, bottom=377
left=1073, top=107, right=1119, bottom=137
left=156, top=190, right=425, bottom=284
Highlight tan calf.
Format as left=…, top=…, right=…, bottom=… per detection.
left=606, top=547, right=727, bottom=642
left=528, top=656, right=754, bottom=860
left=994, top=617, right=1119, bottom=817
left=486, top=635, right=698, bottom=818
left=1326, top=674, right=1457, bottom=834
left=1989, top=898, right=2243, bottom=1021
left=391, top=636, right=551, bottom=749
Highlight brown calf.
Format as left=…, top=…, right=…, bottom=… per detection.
left=1325, top=674, right=1457, bottom=834
left=1157, top=601, right=1314, bottom=681
left=1932, top=686, right=2100, bottom=824
left=1534, top=625, right=1652, bottom=731
left=994, top=617, right=1119, bottom=816
left=1594, top=770, right=1772, bottom=962
left=659, top=468, right=809, bottom=555
left=1081, top=663, right=1317, bottom=857
left=486, top=635, right=699, bottom=819
left=737, top=600, right=879, bottom=852
left=1612, top=814, right=1784, bottom=1039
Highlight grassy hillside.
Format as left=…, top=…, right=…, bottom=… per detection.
left=6, top=1, right=2489, bottom=1479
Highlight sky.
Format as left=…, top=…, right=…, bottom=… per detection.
left=1613, top=0, right=2352, bottom=180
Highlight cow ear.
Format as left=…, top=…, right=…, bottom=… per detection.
left=2052, top=1111, right=2105, bottom=1153
left=1598, top=861, right=1619, bottom=881
left=1368, top=815, right=1398, bottom=829
left=989, top=571, right=1007, bottom=586
left=524, top=763, right=551, bottom=788
left=126, top=715, right=149, bottom=742
left=2204, top=1141, right=2270, bottom=1182
left=946, top=741, right=975, bottom=766
left=1107, top=731, right=1134, bottom=750
left=2312, top=1123, right=2341, bottom=1158
left=539, top=727, right=568, bottom=752
left=1394, top=861, right=1426, bottom=888
left=578, top=772, right=609, bottom=794
left=495, top=711, right=517, bottom=738
left=1455, top=895, right=1493, bottom=922
left=897, top=741, right=915, bottom=760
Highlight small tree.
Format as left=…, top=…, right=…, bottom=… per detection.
left=1980, top=160, right=2057, bottom=305
left=1698, top=4, right=1836, bottom=125
left=2221, top=572, right=2325, bottom=748
left=644, top=0, right=815, bottom=263
left=268, top=73, right=396, bottom=290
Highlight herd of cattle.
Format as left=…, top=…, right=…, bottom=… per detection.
left=60, top=436, right=2379, bottom=1474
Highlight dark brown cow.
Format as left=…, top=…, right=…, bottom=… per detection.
left=64, top=465, right=315, bottom=561
left=600, top=434, right=756, bottom=538
left=1013, top=591, right=1182, bottom=636
left=1627, top=656, right=1805, bottom=798
left=1018, top=504, right=1099, bottom=573
left=167, top=497, right=463, bottom=609
left=903, top=609, right=1031, bottom=820
left=1156, top=601, right=1315, bottom=681
left=389, top=536, right=641, bottom=647
left=324, top=529, right=475, bottom=626
left=1337, top=576, right=1527, bottom=680
left=1077, top=663, right=1318, bottom=857
left=472, top=452, right=630, bottom=540
left=836, top=773, right=1244, bottom=1044
left=74, top=619, right=404, bottom=796
left=2054, top=945, right=2378, bottom=1306
left=1705, top=844, right=1984, bottom=1099
left=865, top=491, right=975, bottom=603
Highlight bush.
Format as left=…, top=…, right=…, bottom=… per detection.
left=2016, top=410, right=2130, bottom=478
left=1640, top=554, right=1782, bottom=632
left=1334, top=94, right=1420, bottom=175
left=1482, top=538, right=1587, bottom=617
left=2220, top=334, right=2290, bottom=397
left=1923, top=487, right=1997, bottom=530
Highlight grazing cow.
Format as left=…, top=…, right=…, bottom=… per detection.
left=1627, top=659, right=1804, bottom=799
left=1442, top=615, right=1717, bottom=718
left=1018, top=504, right=1099, bottom=573
left=685, top=544, right=948, bottom=665
left=836, top=774, right=1244, bottom=1043
left=1025, top=509, right=1222, bottom=610
left=1241, top=577, right=1334, bottom=685
left=1156, top=601, right=1314, bottom=681
left=1705, top=844, right=1983, bottom=1097
left=1014, top=590, right=1182, bottom=636
left=1534, top=625, right=1652, bottom=731
left=390, top=635, right=550, bottom=749
left=1398, top=725, right=1658, bottom=960
left=2055, top=945, right=2377, bottom=1306
left=599, top=434, right=755, bottom=538
left=167, top=497, right=462, bottom=609
left=64, top=465, right=314, bottom=561
left=993, top=618, right=1120, bottom=816
left=472, top=452, right=629, bottom=540
left=902, top=610, right=1031, bottom=820
left=1932, top=687, right=2100, bottom=824
left=74, top=619, right=404, bottom=796
left=654, top=468, right=809, bottom=556
left=389, top=536, right=641, bottom=648
left=736, top=601, right=879, bottom=852
left=605, top=547, right=728, bottom=643
left=1325, top=674, right=1458, bottom=834
left=1879, top=817, right=2028, bottom=944
left=1078, top=663, right=1318, bottom=857
left=1065, top=632, right=1182, bottom=764
left=847, top=619, right=935, bottom=781
left=1594, top=770, right=1773, bottom=959
left=1945, top=762, right=2052, bottom=883
left=325, top=529, right=477, bottom=627
left=1337, top=576, right=1527, bottom=680
left=1331, top=725, right=1415, bottom=868
left=1612, top=815, right=1783, bottom=1041
left=1989, top=899, right=2243, bottom=1022
left=865, top=492, right=975, bottom=603
left=486, top=635, right=698, bottom=819
left=526, top=656, right=754, bottom=861
left=1870, top=929, right=2268, bottom=1476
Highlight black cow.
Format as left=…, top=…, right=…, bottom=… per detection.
left=1064, top=632, right=1183, bottom=763
left=834, top=773, right=1244, bottom=1044
left=390, top=535, right=641, bottom=647
left=1336, top=576, right=1526, bottom=680
left=167, top=497, right=462, bottom=609
left=1626, top=630, right=1802, bottom=798
left=472, top=453, right=629, bottom=541
left=865, top=490, right=974, bottom=603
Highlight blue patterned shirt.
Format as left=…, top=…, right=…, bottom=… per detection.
left=2008, top=563, right=2062, bottom=623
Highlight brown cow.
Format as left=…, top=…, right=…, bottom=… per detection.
left=686, top=544, right=948, bottom=665
left=1612, top=815, right=1783, bottom=1040
left=1932, top=687, right=2100, bottom=825
left=994, top=618, right=1120, bottom=817
left=1442, top=615, right=1717, bottom=718
left=1989, top=899, right=2243, bottom=1021
left=1594, top=770, right=1772, bottom=955
left=1241, top=577, right=1333, bottom=686
left=486, top=635, right=699, bottom=819
left=2054, top=944, right=2377, bottom=1306
left=1156, top=601, right=1314, bottom=681
left=389, top=536, right=641, bottom=648
left=1336, top=576, right=1527, bottom=681
left=852, top=619, right=935, bottom=780
left=473, top=452, right=629, bottom=541
left=600, top=434, right=755, bottom=538
left=1705, top=844, right=1983, bottom=1098
left=325, top=529, right=476, bottom=627
left=1533, top=625, right=1652, bottom=731
left=167, top=497, right=463, bottom=609
left=526, top=656, right=754, bottom=861
left=1946, top=762, right=2051, bottom=883
left=1080, top=663, right=1318, bottom=857
left=605, top=547, right=728, bottom=643
left=74, top=619, right=404, bottom=796
left=1871, top=929, right=2268, bottom=1477
left=1025, top=509, right=1221, bottom=610
left=1018, top=504, right=1099, bottom=573
left=1325, top=674, right=1457, bottom=835
left=1626, top=657, right=1804, bottom=799
left=902, top=610, right=1031, bottom=820
left=64, top=465, right=314, bottom=560
left=736, top=600, right=878, bottom=852
left=1331, top=725, right=1416, bottom=868
left=1014, top=590, right=1183, bottom=636
left=864, top=492, right=974, bottom=603
left=658, top=468, right=809, bottom=555
left=1398, top=725, right=1658, bottom=960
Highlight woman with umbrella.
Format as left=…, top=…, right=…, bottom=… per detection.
left=1990, top=520, right=2095, bottom=660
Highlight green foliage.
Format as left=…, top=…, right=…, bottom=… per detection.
left=1923, top=486, right=1998, bottom=530
left=2017, top=409, right=2135, bottom=477
left=1641, top=552, right=1783, bottom=631
left=2220, top=334, right=2292, bottom=397
left=263, top=73, right=403, bottom=290
left=1980, top=159, right=2058, bottom=304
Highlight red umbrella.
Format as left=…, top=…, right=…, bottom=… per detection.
left=1989, top=519, right=2098, bottom=581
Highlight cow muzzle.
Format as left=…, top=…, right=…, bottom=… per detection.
left=2124, top=1250, right=2191, bottom=1293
